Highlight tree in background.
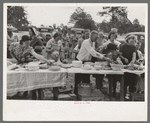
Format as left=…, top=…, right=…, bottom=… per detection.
left=132, top=18, right=143, bottom=32
left=97, top=20, right=111, bottom=33
left=7, top=6, right=29, bottom=31
left=97, top=7, right=145, bottom=34
left=97, top=6, right=131, bottom=28
left=69, top=7, right=98, bottom=31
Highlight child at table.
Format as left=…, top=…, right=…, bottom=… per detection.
left=106, top=50, right=123, bottom=65
left=105, top=43, right=123, bottom=65
left=101, top=43, right=123, bottom=97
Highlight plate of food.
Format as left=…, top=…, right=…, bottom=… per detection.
left=82, top=64, right=92, bottom=70
left=110, top=64, right=124, bottom=71
left=48, top=66, right=61, bottom=71
left=84, top=62, right=94, bottom=66
left=124, top=64, right=144, bottom=71
left=60, top=64, right=72, bottom=68
left=39, top=64, right=48, bottom=69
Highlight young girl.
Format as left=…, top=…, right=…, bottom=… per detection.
left=105, top=43, right=123, bottom=65
left=104, top=43, right=123, bottom=97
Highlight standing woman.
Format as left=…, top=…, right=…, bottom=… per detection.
left=92, top=32, right=107, bottom=62
left=95, top=32, right=107, bottom=51
left=119, top=35, right=137, bottom=65
left=97, top=31, right=121, bottom=54
left=29, top=26, right=43, bottom=54
left=92, top=32, right=107, bottom=90
left=7, top=25, right=19, bottom=58
left=46, top=32, right=64, bottom=62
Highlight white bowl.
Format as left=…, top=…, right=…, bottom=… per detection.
left=72, top=61, right=82, bottom=68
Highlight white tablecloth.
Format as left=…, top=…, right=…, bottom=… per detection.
left=7, top=68, right=67, bottom=97
left=122, top=69, right=145, bottom=75
left=7, top=66, right=145, bottom=97
left=67, top=67, right=124, bottom=75
left=67, top=67, right=145, bottom=75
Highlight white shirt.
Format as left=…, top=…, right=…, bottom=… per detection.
left=77, top=38, right=104, bottom=61
left=7, top=33, right=18, bottom=46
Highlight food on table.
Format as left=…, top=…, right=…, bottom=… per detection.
left=124, top=64, right=144, bottom=71
left=82, top=64, right=91, bottom=70
left=138, top=66, right=144, bottom=70
left=48, top=66, right=61, bottom=71
left=53, top=61, right=63, bottom=66
left=62, top=59, right=69, bottom=64
left=7, top=64, right=19, bottom=70
left=25, top=62, right=39, bottom=71
left=94, top=65, right=102, bottom=70
left=84, top=62, right=94, bottom=66
left=94, top=62, right=100, bottom=66
left=94, top=63, right=111, bottom=70
left=72, top=60, right=82, bottom=68
left=110, top=64, right=124, bottom=71
left=103, top=66, right=112, bottom=70
left=39, top=64, right=48, bottom=69
left=60, top=64, right=72, bottom=68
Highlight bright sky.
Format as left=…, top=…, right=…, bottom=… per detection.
left=23, top=3, right=147, bottom=27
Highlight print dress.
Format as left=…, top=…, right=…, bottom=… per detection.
left=9, top=43, right=35, bottom=63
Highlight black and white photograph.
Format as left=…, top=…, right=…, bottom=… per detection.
left=3, top=3, right=148, bottom=121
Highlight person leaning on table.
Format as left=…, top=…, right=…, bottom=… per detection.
left=45, top=32, right=65, bottom=62
left=9, top=35, right=53, bottom=64
left=120, top=35, right=144, bottom=99
left=96, top=30, right=120, bottom=54
left=9, top=35, right=55, bottom=100
left=74, top=30, right=112, bottom=95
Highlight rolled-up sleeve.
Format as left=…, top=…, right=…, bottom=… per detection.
left=84, top=41, right=104, bottom=59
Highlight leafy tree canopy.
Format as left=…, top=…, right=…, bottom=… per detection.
left=7, top=6, right=29, bottom=31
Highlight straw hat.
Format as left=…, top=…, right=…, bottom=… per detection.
left=111, top=28, right=118, bottom=33
left=7, top=24, right=17, bottom=32
left=125, top=35, right=137, bottom=43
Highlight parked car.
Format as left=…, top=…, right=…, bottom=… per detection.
left=38, top=27, right=53, bottom=45
left=70, top=28, right=85, bottom=38
left=117, top=32, right=145, bottom=44
left=126, top=32, right=145, bottom=41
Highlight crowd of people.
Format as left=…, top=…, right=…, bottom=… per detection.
left=7, top=24, right=145, bottom=100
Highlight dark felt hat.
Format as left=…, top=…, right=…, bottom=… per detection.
left=20, top=35, right=32, bottom=42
